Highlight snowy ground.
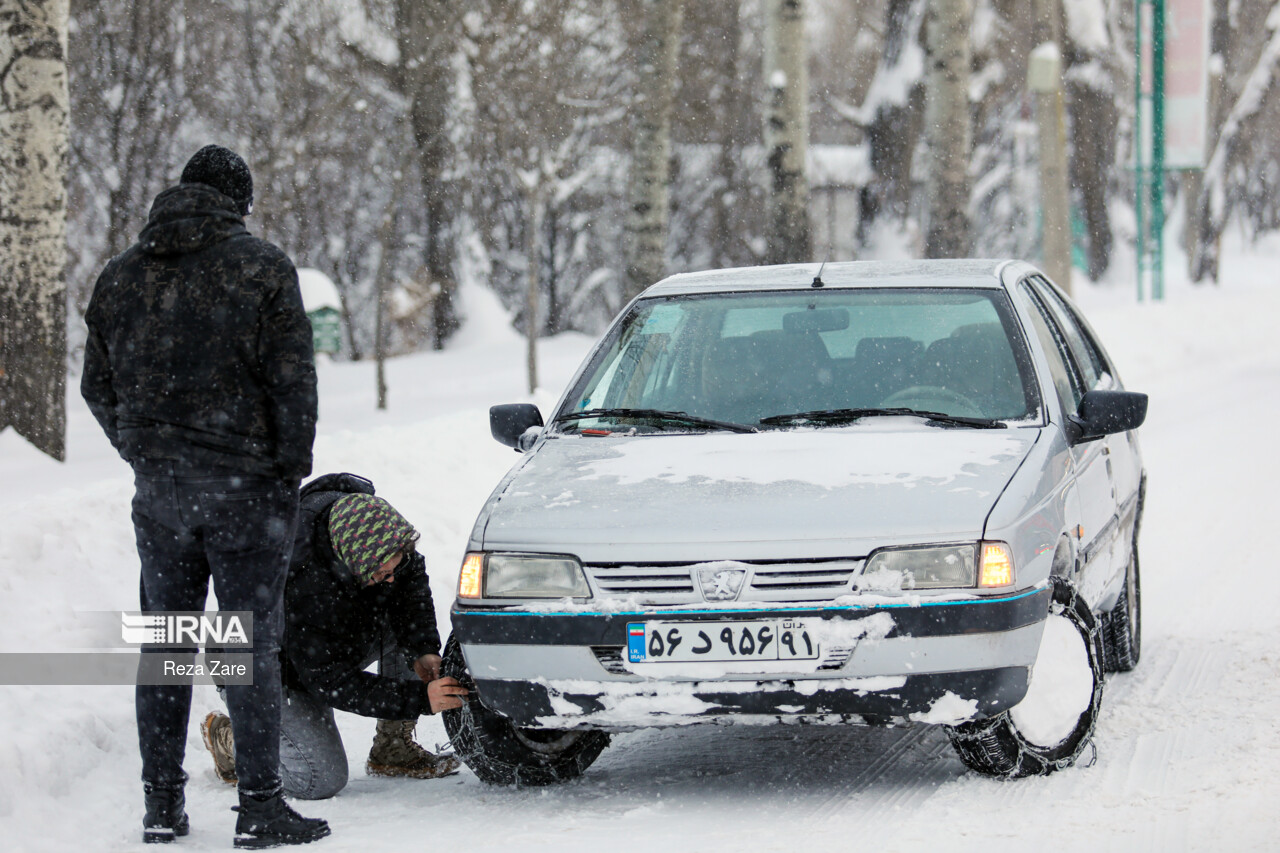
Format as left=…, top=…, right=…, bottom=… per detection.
left=2, top=234, right=1279, bottom=852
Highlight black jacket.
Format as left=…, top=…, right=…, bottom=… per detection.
left=282, top=474, right=442, bottom=719
left=81, top=183, right=317, bottom=481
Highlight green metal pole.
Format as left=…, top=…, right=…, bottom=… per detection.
left=1152, top=0, right=1166, bottom=301
left=1135, top=0, right=1146, bottom=302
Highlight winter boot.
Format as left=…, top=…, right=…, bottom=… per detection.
left=201, top=711, right=238, bottom=785
left=233, top=790, right=330, bottom=849
left=142, top=782, right=190, bottom=844
left=366, top=719, right=461, bottom=779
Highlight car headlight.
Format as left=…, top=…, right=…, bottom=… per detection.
left=457, top=552, right=591, bottom=599
left=864, top=544, right=977, bottom=589
left=862, top=542, right=1016, bottom=590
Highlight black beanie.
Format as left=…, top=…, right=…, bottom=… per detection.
left=180, top=145, right=254, bottom=215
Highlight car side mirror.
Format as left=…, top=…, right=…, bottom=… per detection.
left=490, top=403, right=544, bottom=451
left=1067, top=390, right=1147, bottom=445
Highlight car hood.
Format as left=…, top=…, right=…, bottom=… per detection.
left=479, top=426, right=1040, bottom=563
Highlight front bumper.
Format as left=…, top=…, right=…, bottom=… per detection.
left=451, top=585, right=1050, bottom=730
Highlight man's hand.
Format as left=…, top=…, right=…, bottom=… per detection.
left=413, top=653, right=442, bottom=683
left=427, top=676, right=469, bottom=713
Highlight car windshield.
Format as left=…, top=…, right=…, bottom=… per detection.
left=559, top=287, right=1040, bottom=431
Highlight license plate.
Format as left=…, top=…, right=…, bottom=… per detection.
left=627, top=619, right=820, bottom=664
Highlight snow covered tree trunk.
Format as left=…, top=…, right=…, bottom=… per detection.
left=1062, top=0, right=1118, bottom=281
left=763, top=0, right=811, bottom=264
left=397, top=0, right=458, bottom=348
left=1192, top=8, right=1280, bottom=283
left=0, top=0, right=68, bottom=461
left=1187, top=0, right=1231, bottom=283
left=623, top=0, right=682, bottom=301
left=863, top=0, right=927, bottom=225
left=922, top=0, right=972, bottom=258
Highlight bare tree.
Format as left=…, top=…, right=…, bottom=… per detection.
left=465, top=0, right=629, bottom=335
left=922, top=0, right=971, bottom=258
left=623, top=0, right=683, bottom=299
left=0, top=0, right=69, bottom=460
left=65, top=0, right=184, bottom=315
left=394, top=0, right=462, bottom=348
left=763, top=0, right=812, bottom=263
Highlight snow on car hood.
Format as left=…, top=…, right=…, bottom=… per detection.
left=480, top=426, right=1039, bottom=563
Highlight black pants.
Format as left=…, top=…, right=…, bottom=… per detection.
left=132, top=463, right=298, bottom=795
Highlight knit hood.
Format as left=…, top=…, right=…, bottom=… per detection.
left=137, top=184, right=249, bottom=258
left=327, top=494, right=420, bottom=585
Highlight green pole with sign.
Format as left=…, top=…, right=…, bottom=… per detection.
left=1136, top=0, right=1168, bottom=302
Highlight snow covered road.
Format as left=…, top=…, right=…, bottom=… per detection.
left=2, top=250, right=1279, bottom=851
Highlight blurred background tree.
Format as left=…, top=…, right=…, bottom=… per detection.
left=58, top=0, right=1280, bottom=368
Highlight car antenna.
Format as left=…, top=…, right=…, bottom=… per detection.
left=810, top=252, right=829, bottom=288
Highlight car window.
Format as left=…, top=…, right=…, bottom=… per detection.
left=564, top=288, right=1040, bottom=428
left=1018, top=280, right=1085, bottom=412
left=1028, top=277, right=1111, bottom=391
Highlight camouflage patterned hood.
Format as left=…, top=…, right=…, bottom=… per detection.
left=138, top=183, right=249, bottom=257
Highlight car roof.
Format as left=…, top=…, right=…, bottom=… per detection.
left=645, top=259, right=1032, bottom=296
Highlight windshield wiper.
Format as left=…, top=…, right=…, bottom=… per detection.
left=554, top=407, right=757, bottom=434
left=759, top=407, right=1007, bottom=429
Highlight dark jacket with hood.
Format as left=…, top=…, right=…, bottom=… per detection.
left=81, top=183, right=317, bottom=481
left=282, top=474, right=442, bottom=719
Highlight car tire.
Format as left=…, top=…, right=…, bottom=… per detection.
left=1101, top=544, right=1141, bottom=673
left=439, top=636, right=610, bottom=786
left=945, top=577, right=1104, bottom=778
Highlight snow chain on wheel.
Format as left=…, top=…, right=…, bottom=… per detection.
left=439, top=636, right=610, bottom=786
left=945, top=577, right=1105, bottom=779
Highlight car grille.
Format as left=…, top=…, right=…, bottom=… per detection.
left=583, top=559, right=861, bottom=605
left=749, top=561, right=859, bottom=593
left=588, top=565, right=697, bottom=597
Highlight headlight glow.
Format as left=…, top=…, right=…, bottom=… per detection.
left=864, top=544, right=977, bottom=589
left=483, top=553, right=590, bottom=599
left=978, top=541, right=1015, bottom=587
left=458, top=552, right=484, bottom=598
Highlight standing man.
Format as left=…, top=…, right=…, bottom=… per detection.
left=82, top=145, right=329, bottom=847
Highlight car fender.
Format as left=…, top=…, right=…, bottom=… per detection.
left=984, top=426, right=1073, bottom=592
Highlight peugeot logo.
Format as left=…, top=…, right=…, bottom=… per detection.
left=696, top=566, right=746, bottom=602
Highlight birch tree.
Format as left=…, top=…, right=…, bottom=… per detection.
left=763, top=0, right=811, bottom=264
left=0, top=0, right=69, bottom=460
left=623, top=0, right=682, bottom=300
left=922, top=0, right=971, bottom=258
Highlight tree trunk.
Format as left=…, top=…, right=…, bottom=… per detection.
left=865, top=0, right=926, bottom=224
left=711, top=0, right=745, bottom=268
left=396, top=0, right=458, bottom=348
left=1188, top=0, right=1229, bottom=283
left=623, top=0, right=682, bottom=301
left=0, top=0, right=69, bottom=460
left=1066, top=82, right=1115, bottom=281
left=525, top=185, right=543, bottom=394
left=923, top=0, right=972, bottom=259
left=373, top=186, right=402, bottom=411
left=1060, top=0, right=1117, bottom=282
left=763, top=0, right=811, bottom=264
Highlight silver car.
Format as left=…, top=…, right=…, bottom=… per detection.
left=443, top=260, right=1146, bottom=784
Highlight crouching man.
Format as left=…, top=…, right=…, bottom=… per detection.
left=202, top=474, right=468, bottom=798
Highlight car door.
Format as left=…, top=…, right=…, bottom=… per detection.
left=1017, top=278, right=1118, bottom=598
left=1029, top=279, right=1143, bottom=585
